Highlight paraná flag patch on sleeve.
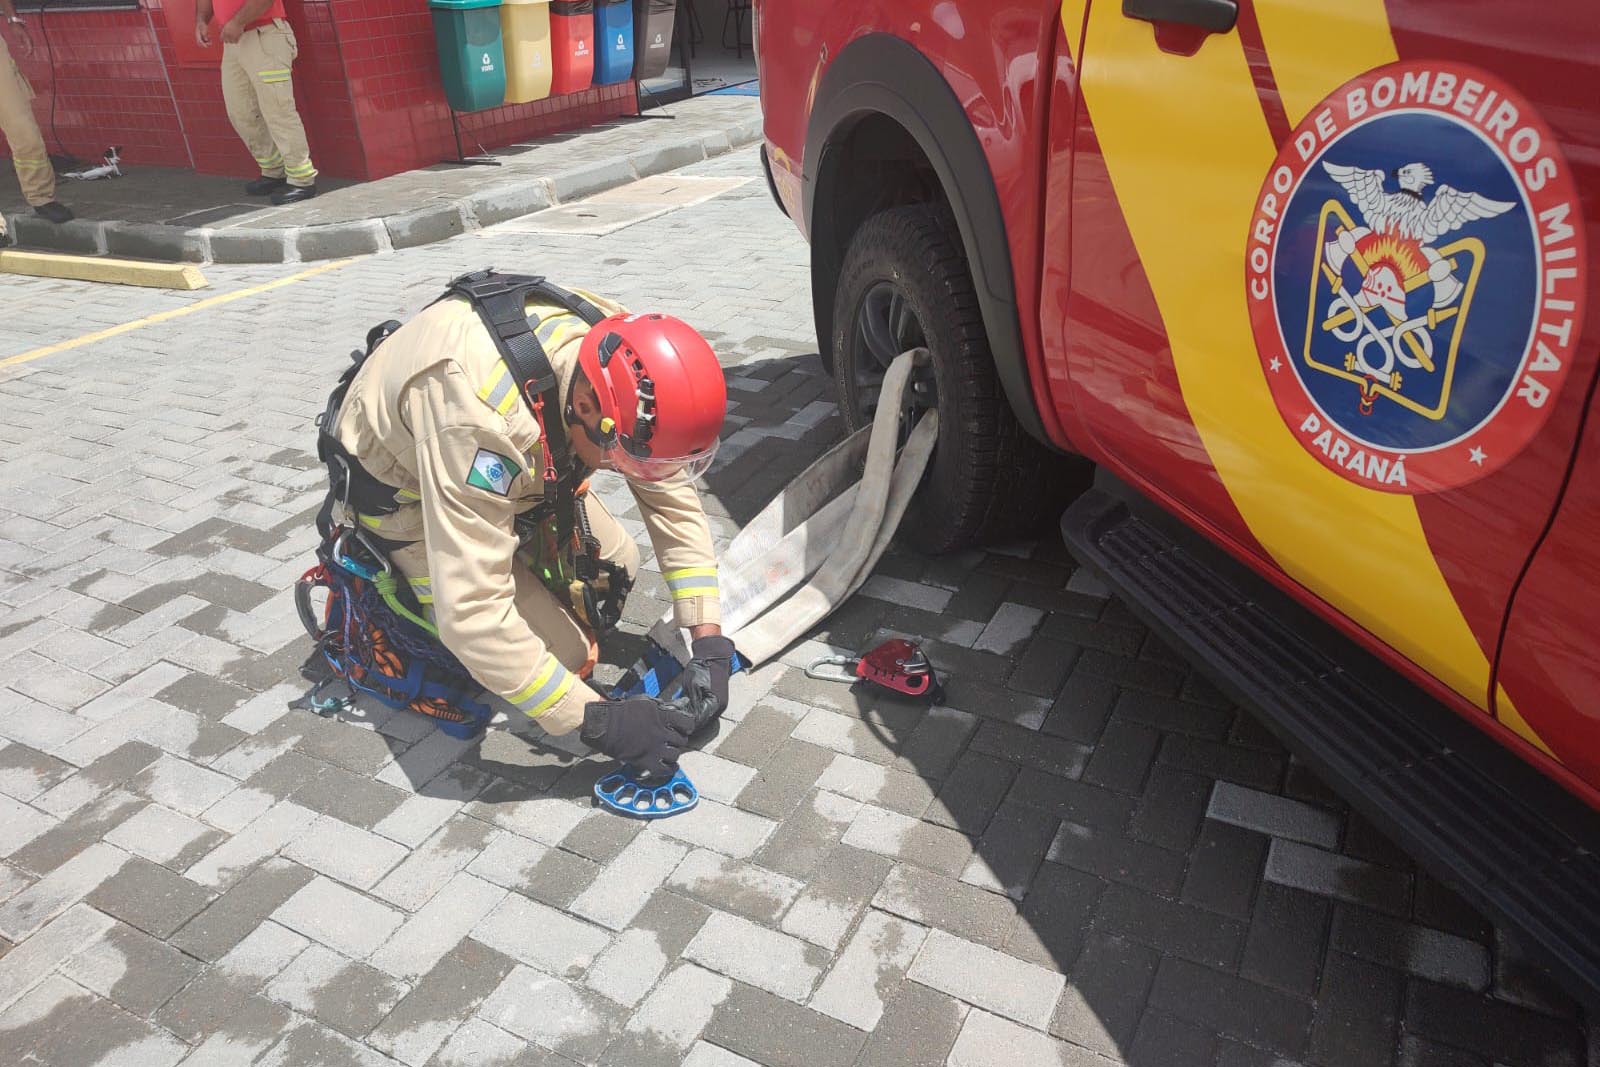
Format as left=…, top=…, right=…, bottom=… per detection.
left=466, top=449, right=519, bottom=496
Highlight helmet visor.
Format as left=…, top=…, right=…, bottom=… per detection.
left=604, top=440, right=719, bottom=483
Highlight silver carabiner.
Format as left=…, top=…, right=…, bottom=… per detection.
left=805, top=654, right=859, bottom=684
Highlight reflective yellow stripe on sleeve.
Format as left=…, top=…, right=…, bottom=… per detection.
left=510, top=658, right=576, bottom=718
left=477, top=365, right=521, bottom=416
left=662, top=566, right=718, bottom=600
left=408, top=576, right=434, bottom=605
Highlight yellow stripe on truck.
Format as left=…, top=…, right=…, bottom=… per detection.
left=1058, top=0, right=1511, bottom=718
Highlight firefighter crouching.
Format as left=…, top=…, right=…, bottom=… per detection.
left=305, top=270, right=735, bottom=779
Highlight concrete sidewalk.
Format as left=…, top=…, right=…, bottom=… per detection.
left=1, top=96, right=761, bottom=266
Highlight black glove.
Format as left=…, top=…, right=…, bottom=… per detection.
left=681, top=635, right=737, bottom=731
left=580, top=696, right=696, bottom=780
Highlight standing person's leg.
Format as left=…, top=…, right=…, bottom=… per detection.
left=0, top=34, right=65, bottom=219
left=242, top=21, right=316, bottom=197
left=220, top=37, right=285, bottom=186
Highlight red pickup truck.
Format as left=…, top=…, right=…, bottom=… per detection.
left=754, top=0, right=1600, bottom=1006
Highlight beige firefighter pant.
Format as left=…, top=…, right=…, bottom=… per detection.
left=389, top=492, right=641, bottom=688
left=221, top=22, right=316, bottom=187
left=0, top=34, right=54, bottom=207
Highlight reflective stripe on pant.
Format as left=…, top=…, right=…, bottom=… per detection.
left=386, top=491, right=638, bottom=731
left=221, top=21, right=316, bottom=187
left=0, top=34, right=54, bottom=207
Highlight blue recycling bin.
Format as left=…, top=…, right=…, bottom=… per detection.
left=593, top=0, right=634, bottom=85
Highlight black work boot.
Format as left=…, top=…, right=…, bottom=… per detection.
left=270, top=184, right=317, bottom=206
left=33, top=201, right=74, bottom=224
left=245, top=176, right=288, bottom=196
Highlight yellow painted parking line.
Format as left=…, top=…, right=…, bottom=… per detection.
left=0, top=258, right=355, bottom=372
left=0, top=250, right=209, bottom=291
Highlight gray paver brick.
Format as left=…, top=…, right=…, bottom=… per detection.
left=86, top=854, right=214, bottom=938
left=1094, top=881, right=1246, bottom=970
left=0, top=975, right=188, bottom=1067
left=428, top=1017, right=557, bottom=1067
left=170, top=856, right=314, bottom=962
left=602, top=962, right=734, bottom=1067
left=0, top=841, right=129, bottom=941
left=9, top=788, right=141, bottom=877
left=368, top=937, right=516, bottom=1067
left=1408, top=975, right=1583, bottom=1067
left=155, top=969, right=295, bottom=1047
left=701, top=982, right=867, bottom=1067
left=668, top=847, right=804, bottom=924
left=653, top=798, right=776, bottom=860
left=947, top=1008, right=1097, bottom=1067
left=1045, top=819, right=1186, bottom=897
left=569, top=832, right=687, bottom=930
left=856, top=981, right=969, bottom=1067
left=273, top=875, right=405, bottom=959
left=104, top=801, right=226, bottom=869
left=61, top=918, right=203, bottom=1017
left=187, top=800, right=317, bottom=889
left=0, top=743, right=74, bottom=803
left=907, top=927, right=1065, bottom=1030
left=265, top=942, right=411, bottom=1038
left=807, top=908, right=927, bottom=1031
left=814, top=753, right=937, bottom=816
left=1331, top=904, right=1490, bottom=992
left=1207, top=780, right=1342, bottom=849
left=585, top=889, right=711, bottom=1008
left=370, top=871, right=506, bottom=981
left=754, top=789, right=860, bottom=881
left=842, top=804, right=974, bottom=876
left=1127, top=764, right=1213, bottom=852
left=216, top=920, right=310, bottom=986
left=1049, top=930, right=1157, bottom=1055
left=0, top=793, right=56, bottom=858
left=372, top=815, right=494, bottom=911
left=892, top=704, right=978, bottom=780
left=1180, top=820, right=1269, bottom=920
left=1152, top=955, right=1315, bottom=1056
left=959, top=801, right=1059, bottom=901
left=1128, top=1008, right=1222, bottom=1067
left=871, top=861, right=1019, bottom=952
left=471, top=889, right=611, bottom=977
left=1264, top=838, right=1413, bottom=917
left=479, top=964, right=629, bottom=1063
left=685, top=910, right=830, bottom=1003
left=732, top=738, right=835, bottom=819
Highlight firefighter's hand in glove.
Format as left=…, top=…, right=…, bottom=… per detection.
left=580, top=696, right=695, bottom=780
left=680, top=635, right=737, bottom=732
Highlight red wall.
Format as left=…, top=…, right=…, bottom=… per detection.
left=2, top=0, right=636, bottom=182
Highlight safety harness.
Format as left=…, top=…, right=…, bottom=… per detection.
left=298, top=269, right=634, bottom=734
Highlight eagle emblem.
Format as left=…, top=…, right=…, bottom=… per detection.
left=1307, top=159, right=1514, bottom=418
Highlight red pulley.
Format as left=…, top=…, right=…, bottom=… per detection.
left=807, top=639, right=943, bottom=703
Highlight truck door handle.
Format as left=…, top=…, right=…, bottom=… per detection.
left=1122, top=0, right=1238, bottom=33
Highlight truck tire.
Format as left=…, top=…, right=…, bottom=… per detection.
left=830, top=204, right=1087, bottom=554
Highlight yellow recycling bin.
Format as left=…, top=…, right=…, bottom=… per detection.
left=501, top=0, right=554, bottom=104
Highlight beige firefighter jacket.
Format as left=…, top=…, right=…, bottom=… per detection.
left=330, top=289, right=721, bottom=735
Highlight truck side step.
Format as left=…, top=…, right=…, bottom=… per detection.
left=1061, top=486, right=1600, bottom=1012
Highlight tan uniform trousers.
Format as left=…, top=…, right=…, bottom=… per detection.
left=388, top=491, right=641, bottom=708
left=0, top=33, right=54, bottom=207
left=221, top=21, right=316, bottom=186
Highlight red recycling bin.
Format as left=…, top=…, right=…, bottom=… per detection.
left=549, top=0, right=596, bottom=95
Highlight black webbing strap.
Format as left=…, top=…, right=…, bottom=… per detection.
left=440, top=269, right=609, bottom=541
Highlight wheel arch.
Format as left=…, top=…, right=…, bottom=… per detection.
left=804, top=32, right=1051, bottom=447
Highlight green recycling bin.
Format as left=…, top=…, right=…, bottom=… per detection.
left=431, top=0, right=508, bottom=113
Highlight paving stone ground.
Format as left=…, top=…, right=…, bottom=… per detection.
left=0, top=148, right=1592, bottom=1067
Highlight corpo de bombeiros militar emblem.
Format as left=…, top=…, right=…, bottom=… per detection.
left=1247, top=61, right=1586, bottom=493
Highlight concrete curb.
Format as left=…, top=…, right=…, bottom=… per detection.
left=3, top=120, right=764, bottom=267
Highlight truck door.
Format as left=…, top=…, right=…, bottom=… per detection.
left=1497, top=418, right=1600, bottom=792
left=1046, top=0, right=1596, bottom=742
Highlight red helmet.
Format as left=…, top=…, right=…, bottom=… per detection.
left=575, top=313, right=727, bottom=482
